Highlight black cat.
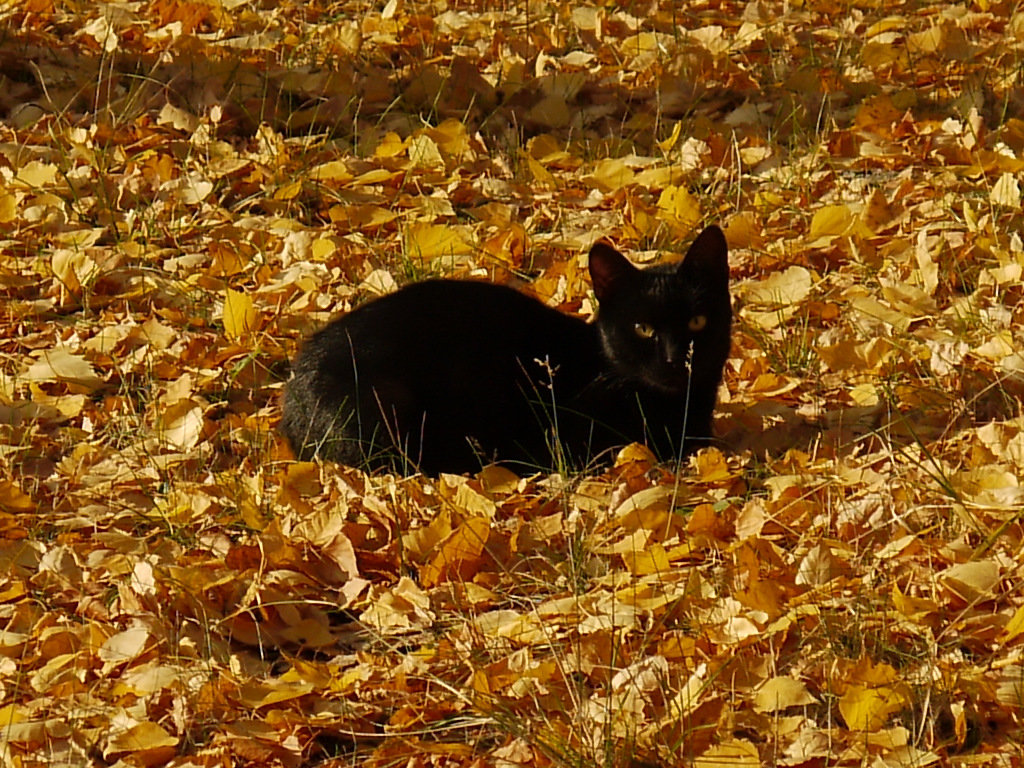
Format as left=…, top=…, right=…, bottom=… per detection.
left=281, top=225, right=731, bottom=474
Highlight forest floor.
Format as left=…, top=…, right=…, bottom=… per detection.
left=2, top=1, right=1024, bottom=766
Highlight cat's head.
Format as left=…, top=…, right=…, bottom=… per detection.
left=588, top=225, right=732, bottom=394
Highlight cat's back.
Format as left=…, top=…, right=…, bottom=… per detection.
left=314, top=278, right=586, bottom=348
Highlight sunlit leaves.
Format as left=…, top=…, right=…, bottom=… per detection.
left=4, top=0, right=1024, bottom=766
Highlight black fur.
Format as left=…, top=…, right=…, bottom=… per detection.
left=281, top=226, right=731, bottom=474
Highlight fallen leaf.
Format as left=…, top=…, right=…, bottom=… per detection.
left=223, top=288, right=258, bottom=339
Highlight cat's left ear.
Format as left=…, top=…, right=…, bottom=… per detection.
left=679, top=225, right=730, bottom=286
left=589, top=241, right=639, bottom=302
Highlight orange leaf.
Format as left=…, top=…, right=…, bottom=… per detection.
left=420, top=516, right=491, bottom=587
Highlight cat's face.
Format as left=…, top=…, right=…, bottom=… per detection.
left=589, top=226, right=731, bottom=393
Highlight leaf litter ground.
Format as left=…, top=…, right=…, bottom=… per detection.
left=2, top=1, right=1024, bottom=766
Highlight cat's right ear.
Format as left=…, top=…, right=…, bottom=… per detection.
left=679, top=225, right=730, bottom=286
left=589, top=242, right=637, bottom=302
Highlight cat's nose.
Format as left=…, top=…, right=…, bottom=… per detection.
left=662, top=339, right=680, bottom=365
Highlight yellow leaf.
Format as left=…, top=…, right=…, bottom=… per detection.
left=0, top=192, right=17, bottom=222
left=480, top=223, right=527, bottom=267
left=374, top=131, right=408, bottom=158
left=742, top=265, right=813, bottom=305
left=1003, top=604, right=1024, bottom=641
left=907, top=25, right=944, bottom=54
left=523, top=152, right=556, bottom=187
left=633, top=165, right=686, bottom=189
left=0, top=481, right=33, bottom=513
left=309, top=159, right=352, bottom=182
left=940, top=560, right=1000, bottom=603
left=614, top=443, right=657, bottom=466
left=528, top=133, right=573, bottom=164
left=403, top=222, right=474, bottom=261
left=0, top=703, right=26, bottom=728
left=795, top=542, right=845, bottom=586
left=235, top=680, right=315, bottom=708
left=754, top=676, right=818, bottom=712
left=571, top=6, right=601, bottom=30
left=695, top=739, right=760, bottom=768
left=115, top=662, right=181, bottom=697
left=177, top=172, right=213, bottom=204
left=427, top=118, right=472, bottom=159
left=82, top=14, right=118, bottom=52
left=808, top=204, right=855, bottom=239
left=408, top=134, right=445, bottom=169
left=622, top=543, right=670, bottom=575
left=13, top=160, right=58, bottom=188
left=156, top=102, right=198, bottom=131
left=914, top=228, right=940, bottom=296
left=403, top=508, right=453, bottom=561
left=817, top=337, right=894, bottom=373
left=223, top=288, right=257, bottom=339
left=105, top=721, right=178, bottom=755
left=24, top=349, right=104, bottom=391
left=445, top=478, right=497, bottom=519
left=865, top=16, right=907, bottom=36
left=839, top=684, right=909, bottom=731
left=274, top=179, right=302, bottom=200
left=328, top=203, right=399, bottom=229
left=477, top=464, right=521, bottom=495
left=891, top=585, right=938, bottom=622
left=51, top=248, right=97, bottom=294
left=587, top=157, right=634, bottom=192
left=160, top=400, right=205, bottom=450
left=656, top=185, right=701, bottom=230
left=848, top=295, right=911, bottom=333
left=473, top=610, right=545, bottom=643
left=849, top=382, right=879, bottom=406
left=311, top=236, right=337, bottom=259
left=693, top=446, right=733, bottom=482
left=98, top=627, right=150, bottom=665
left=658, top=121, right=682, bottom=153
left=351, top=168, right=401, bottom=186
left=990, top=172, right=1021, bottom=208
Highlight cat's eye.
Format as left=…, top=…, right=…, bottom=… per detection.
left=688, top=315, right=707, bottom=332
left=634, top=322, right=655, bottom=339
